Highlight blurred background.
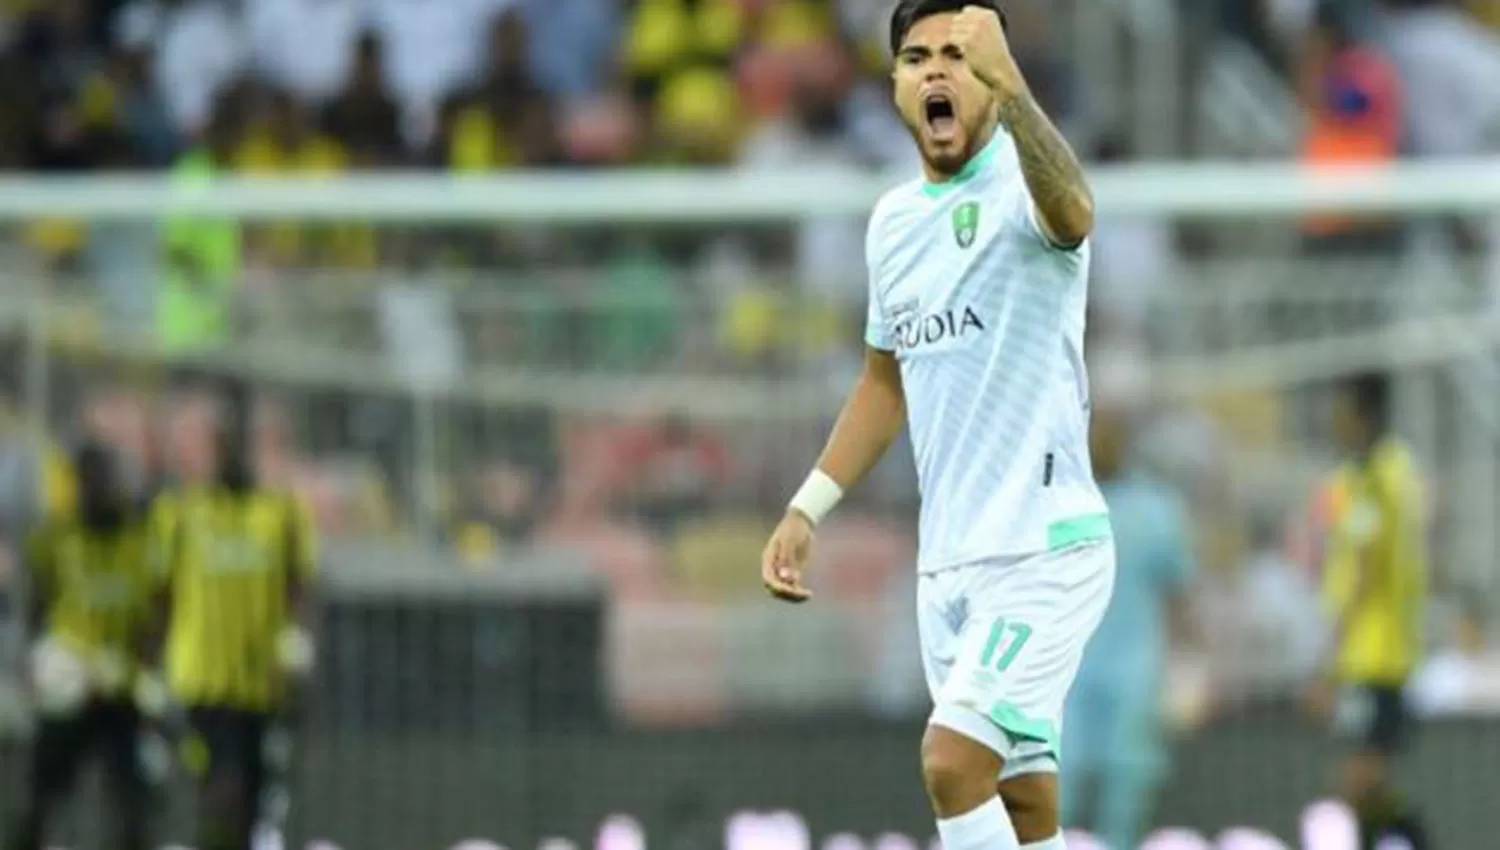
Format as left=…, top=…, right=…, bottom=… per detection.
left=0, top=0, right=1497, bottom=847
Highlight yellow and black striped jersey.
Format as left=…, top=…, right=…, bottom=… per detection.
left=152, top=487, right=317, bottom=711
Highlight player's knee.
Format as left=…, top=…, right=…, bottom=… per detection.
left=921, top=725, right=1001, bottom=817
left=999, top=772, right=1060, bottom=843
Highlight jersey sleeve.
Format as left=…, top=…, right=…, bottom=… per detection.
left=1010, top=181, right=1089, bottom=257
left=864, top=203, right=895, bottom=352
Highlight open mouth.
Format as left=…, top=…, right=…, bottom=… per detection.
left=924, top=95, right=957, bottom=140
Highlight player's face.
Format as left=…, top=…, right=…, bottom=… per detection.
left=892, top=13, right=997, bottom=175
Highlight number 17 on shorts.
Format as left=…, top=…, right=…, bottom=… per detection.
left=937, top=612, right=1069, bottom=770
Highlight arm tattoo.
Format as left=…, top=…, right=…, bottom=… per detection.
left=995, top=93, right=1093, bottom=244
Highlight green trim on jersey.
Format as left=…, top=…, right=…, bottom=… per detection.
left=921, top=131, right=1005, bottom=198
left=1046, top=513, right=1112, bottom=550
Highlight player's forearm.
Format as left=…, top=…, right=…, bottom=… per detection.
left=995, top=92, right=1094, bottom=245
left=813, top=369, right=906, bottom=493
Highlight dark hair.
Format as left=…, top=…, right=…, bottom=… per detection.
left=1344, top=371, right=1391, bottom=433
left=889, top=0, right=1008, bottom=56
left=75, top=439, right=125, bottom=531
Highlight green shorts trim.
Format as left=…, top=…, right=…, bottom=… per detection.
left=989, top=700, right=1061, bottom=757
left=1046, top=513, right=1112, bottom=551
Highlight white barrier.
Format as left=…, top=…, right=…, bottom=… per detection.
left=0, top=159, right=1498, bottom=222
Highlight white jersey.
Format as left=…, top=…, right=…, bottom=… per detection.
left=864, top=130, right=1108, bottom=573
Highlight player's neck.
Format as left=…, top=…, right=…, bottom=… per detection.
left=921, top=123, right=1000, bottom=186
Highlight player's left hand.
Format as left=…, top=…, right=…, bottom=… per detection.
left=951, top=5, right=1027, bottom=97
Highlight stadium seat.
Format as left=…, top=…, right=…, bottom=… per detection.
left=721, top=602, right=865, bottom=711
left=670, top=516, right=769, bottom=600
left=810, top=516, right=913, bottom=600
left=538, top=519, right=667, bottom=600
left=608, top=598, right=728, bottom=724
left=720, top=288, right=780, bottom=359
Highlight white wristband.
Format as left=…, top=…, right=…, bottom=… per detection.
left=789, top=469, right=844, bottom=526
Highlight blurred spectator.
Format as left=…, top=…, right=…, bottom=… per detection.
left=323, top=32, right=405, bottom=165
left=1063, top=402, right=1197, bottom=850
left=1472, top=0, right=1500, bottom=27
left=106, top=45, right=179, bottom=166
left=1408, top=598, right=1500, bottom=716
left=559, top=92, right=641, bottom=167
left=1381, top=0, right=1500, bottom=159
left=453, top=459, right=541, bottom=563
left=741, top=49, right=864, bottom=306
left=612, top=413, right=729, bottom=535
left=234, top=86, right=352, bottom=268
left=442, top=9, right=557, bottom=171
left=518, top=0, right=620, bottom=101
left=624, top=0, right=744, bottom=105
left=245, top=0, right=362, bottom=105
left=14, top=0, right=106, bottom=110
left=653, top=66, right=743, bottom=164
left=0, top=49, right=41, bottom=168
left=365, top=0, right=511, bottom=140
left=117, top=0, right=247, bottom=136
left=1299, top=3, right=1405, bottom=253
left=1233, top=513, right=1326, bottom=694
left=155, top=99, right=242, bottom=352
left=586, top=236, right=683, bottom=369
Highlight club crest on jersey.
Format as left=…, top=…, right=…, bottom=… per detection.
left=952, top=201, right=980, bottom=249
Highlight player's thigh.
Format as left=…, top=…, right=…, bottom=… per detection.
left=930, top=543, right=1114, bottom=778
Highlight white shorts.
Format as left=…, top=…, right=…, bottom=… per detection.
left=918, top=540, right=1116, bottom=779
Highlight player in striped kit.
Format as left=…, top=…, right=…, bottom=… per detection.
left=760, top=4, right=1109, bottom=850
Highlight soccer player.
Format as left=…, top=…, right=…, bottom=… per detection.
left=5, top=441, right=158, bottom=850
left=149, top=417, right=317, bottom=850
left=760, top=4, right=1108, bottom=849
left=1312, top=372, right=1430, bottom=848
left=1061, top=403, right=1195, bottom=850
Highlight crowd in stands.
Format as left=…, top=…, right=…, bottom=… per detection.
left=0, top=0, right=1071, bottom=180
left=1226, top=0, right=1500, bottom=162
left=0, top=0, right=1497, bottom=721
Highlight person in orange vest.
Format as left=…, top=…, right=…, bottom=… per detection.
left=1300, top=6, right=1407, bottom=254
